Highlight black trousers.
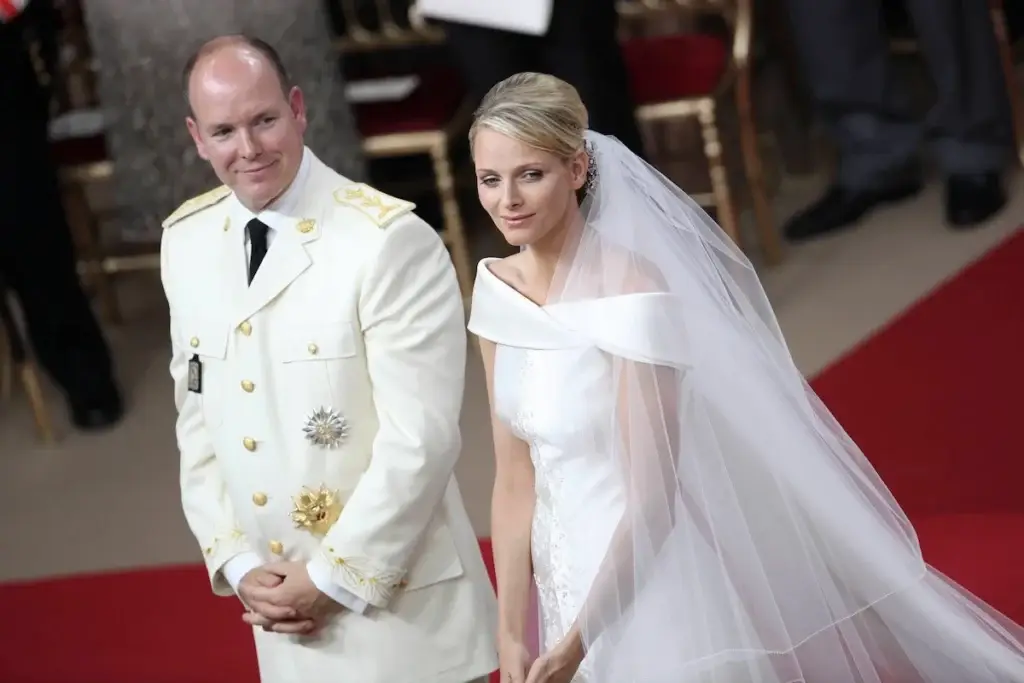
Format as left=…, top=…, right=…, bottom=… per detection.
left=0, top=78, right=118, bottom=407
left=441, top=0, right=647, bottom=159
left=784, top=0, right=1013, bottom=190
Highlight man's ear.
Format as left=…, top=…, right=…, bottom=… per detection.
left=186, top=117, right=209, bottom=160
left=288, top=86, right=308, bottom=133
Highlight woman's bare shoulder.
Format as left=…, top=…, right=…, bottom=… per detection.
left=486, top=252, right=525, bottom=282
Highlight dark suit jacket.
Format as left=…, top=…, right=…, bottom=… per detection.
left=0, top=0, right=59, bottom=126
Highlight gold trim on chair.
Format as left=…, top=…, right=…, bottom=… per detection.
left=989, top=0, right=1024, bottom=169
left=0, top=291, right=55, bottom=445
left=335, top=1, right=476, bottom=298
left=620, top=0, right=783, bottom=265
left=333, top=0, right=445, bottom=52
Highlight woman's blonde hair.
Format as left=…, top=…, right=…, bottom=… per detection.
left=469, top=72, right=589, bottom=159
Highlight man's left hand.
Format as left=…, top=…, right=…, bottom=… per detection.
left=242, top=561, right=342, bottom=633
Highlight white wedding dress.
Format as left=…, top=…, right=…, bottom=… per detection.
left=469, top=258, right=629, bottom=680
left=466, top=132, right=1024, bottom=683
left=468, top=253, right=1024, bottom=683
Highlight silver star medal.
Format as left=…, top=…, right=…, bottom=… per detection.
left=303, top=407, right=349, bottom=448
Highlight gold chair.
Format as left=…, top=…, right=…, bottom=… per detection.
left=334, top=0, right=476, bottom=297
left=618, top=0, right=783, bottom=265
left=55, top=145, right=125, bottom=325
left=0, top=277, right=55, bottom=445
left=45, top=2, right=161, bottom=325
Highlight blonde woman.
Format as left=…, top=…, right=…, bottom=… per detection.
left=467, top=72, right=1024, bottom=683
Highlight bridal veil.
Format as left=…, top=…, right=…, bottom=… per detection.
left=542, top=131, right=1024, bottom=682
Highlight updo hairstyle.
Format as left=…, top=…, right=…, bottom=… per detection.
left=469, top=72, right=588, bottom=161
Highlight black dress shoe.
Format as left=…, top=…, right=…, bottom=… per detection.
left=70, top=395, right=124, bottom=431
left=945, top=173, right=1006, bottom=229
left=784, top=181, right=923, bottom=242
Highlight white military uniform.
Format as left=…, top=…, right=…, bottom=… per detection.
left=160, top=148, right=498, bottom=683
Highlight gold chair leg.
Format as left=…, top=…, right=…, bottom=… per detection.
left=990, top=3, right=1024, bottom=169
left=19, top=362, right=54, bottom=445
left=697, top=100, right=742, bottom=249
left=735, top=64, right=783, bottom=266
left=430, top=141, right=474, bottom=300
left=63, top=182, right=121, bottom=324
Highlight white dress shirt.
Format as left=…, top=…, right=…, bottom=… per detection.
left=219, top=149, right=369, bottom=615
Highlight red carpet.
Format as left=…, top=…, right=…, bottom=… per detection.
left=2, top=230, right=1023, bottom=682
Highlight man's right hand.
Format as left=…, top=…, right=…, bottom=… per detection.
left=238, top=567, right=316, bottom=634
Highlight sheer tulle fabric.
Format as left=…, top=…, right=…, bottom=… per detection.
left=542, top=132, right=1024, bottom=682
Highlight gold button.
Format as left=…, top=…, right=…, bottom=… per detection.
left=241, top=379, right=255, bottom=393
left=297, top=219, right=315, bottom=234
left=252, top=492, right=268, bottom=506
left=269, top=540, right=284, bottom=555
left=242, top=437, right=257, bottom=452
left=189, top=337, right=200, bottom=348
left=307, top=343, right=319, bottom=355
left=239, top=321, right=252, bottom=336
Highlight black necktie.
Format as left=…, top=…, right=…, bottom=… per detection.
left=247, top=218, right=270, bottom=285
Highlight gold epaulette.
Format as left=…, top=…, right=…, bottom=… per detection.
left=162, top=185, right=232, bottom=229
left=333, top=183, right=415, bottom=229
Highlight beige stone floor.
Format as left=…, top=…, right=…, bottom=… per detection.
left=1, top=170, right=1021, bottom=584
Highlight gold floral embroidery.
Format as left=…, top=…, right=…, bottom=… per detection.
left=333, top=184, right=413, bottom=228
left=322, top=547, right=406, bottom=599
left=163, top=185, right=231, bottom=228
left=290, top=484, right=343, bottom=537
left=204, top=526, right=248, bottom=559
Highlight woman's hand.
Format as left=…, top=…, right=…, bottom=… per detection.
left=525, top=626, right=584, bottom=683
left=499, top=637, right=534, bottom=683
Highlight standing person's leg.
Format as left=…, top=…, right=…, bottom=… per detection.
left=782, top=0, right=923, bottom=241
left=902, top=0, right=1011, bottom=227
left=540, top=0, right=647, bottom=159
left=0, top=114, right=123, bottom=430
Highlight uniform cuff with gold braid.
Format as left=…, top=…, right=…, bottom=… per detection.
left=306, top=549, right=406, bottom=610
left=202, top=528, right=254, bottom=596
left=306, top=560, right=369, bottom=614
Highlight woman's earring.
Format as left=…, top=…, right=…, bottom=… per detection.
left=583, top=140, right=598, bottom=196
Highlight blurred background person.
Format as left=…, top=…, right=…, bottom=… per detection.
left=0, top=0, right=122, bottom=430
left=782, top=0, right=1014, bottom=241
left=420, top=0, right=647, bottom=159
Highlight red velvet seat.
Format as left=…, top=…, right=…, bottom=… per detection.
left=353, top=66, right=466, bottom=138
left=622, top=33, right=730, bottom=105
left=615, top=14, right=781, bottom=265
left=348, top=64, right=474, bottom=297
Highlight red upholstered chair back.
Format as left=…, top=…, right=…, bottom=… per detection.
left=614, top=0, right=783, bottom=266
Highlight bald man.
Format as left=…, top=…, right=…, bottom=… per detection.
left=160, top=35, right=497, bottom=683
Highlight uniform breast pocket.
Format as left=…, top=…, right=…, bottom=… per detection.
left=177, top=317, right=230, bottom=428
left=273, top=322, right=360, bottom=407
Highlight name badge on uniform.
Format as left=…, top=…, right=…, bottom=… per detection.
left=187, top=354, right=203, bottom=394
